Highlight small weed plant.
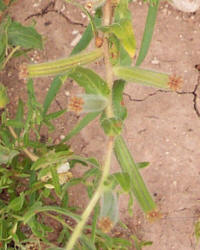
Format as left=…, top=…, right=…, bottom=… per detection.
left=0, top=0, right=182, bottom=249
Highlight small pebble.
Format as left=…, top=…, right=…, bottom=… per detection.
left=60, top=135, right=65, bottom=140
left=70, top=33, right=82, bottom=47
left=72, top=30, right=79, bottom=35
left=65, top=91, right=70, bottom=96
left=151, top=57, right=160, bottom=65
left=81, top=12, right=86, bottom=18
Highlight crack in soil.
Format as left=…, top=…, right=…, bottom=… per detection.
left=25, top=1, right=86, bottom=27
left=124, top=74, right=200, bottom=118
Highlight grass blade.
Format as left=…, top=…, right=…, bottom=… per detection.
left=136, top=0, right=159, bottom=66
left=43, top=75, right=67, bottom=116
left=60, top=112, right=100, bottom=143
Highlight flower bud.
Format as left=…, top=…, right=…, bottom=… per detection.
left=68, top=94, right=108, bottom=114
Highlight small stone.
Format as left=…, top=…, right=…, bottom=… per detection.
left=60, top=135, right=65, bottom=140
left=151, top=57, right=160, bottom=65
left=81, top=12, right=86, bottom=18
left=65, top=91, right=70, bottom=96
left=72, top=30, right=79, bottom=35
left=70, top=33, right=82, bottom=47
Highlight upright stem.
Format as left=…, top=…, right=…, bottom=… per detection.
left=103, top=0, right=114, bottom=118
left=65, top=1, right=115, bottom=249
left=65, top=138, right=114, bottom=250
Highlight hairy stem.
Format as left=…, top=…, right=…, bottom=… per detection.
left=103, top=0, right=114, bottom=118
left=65, top=137, right=114, bottom=250
left=65, top=1, right=115, bottom=249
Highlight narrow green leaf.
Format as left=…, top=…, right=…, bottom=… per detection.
left=44, top=109, right=66, bottom=121
left=0, top=34, right=7, bottom=68
left=195, top=219, right=200, bottom=245
left=23, top=203, right=80, bottom=224
left=70, top=17, right=101, bottom=55
left=50, top=166, right=61, bottom=195
left=0, top=1, right=6, bottom=11
left=4, top=119, right=24, bottom=128
left=69, top=67, right=110, bottom=96
left=8, top=21, right=43, bottom=49
left=111, top=172, right=131, bottom=192
left=60, top=112, right=100, bottom=143
left=114, top=135, right=156, bottom=213
left=15, top=99, right=24, bottom=136
left=113, top=66, right=170, bottom=89
left=8, top=193, right=24, bottom=211
left=136, top=162, right=150, bottom=169
left=136, top=0, right=159, bottom=66
left=112, top=79, right=127, bottom=121
left=91, top=205, right=100, bottom=243
left=43, top=75, right=67, bottom=115
left=0, top=83, right=9, bottom=108
left=31, top=150, right=71, bottom=171
left=118, top=45, right=132, bottom=66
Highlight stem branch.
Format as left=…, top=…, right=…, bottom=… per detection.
left=8, top=126, right=38, bottom=162
left=65, top=137, right=114, bottom=250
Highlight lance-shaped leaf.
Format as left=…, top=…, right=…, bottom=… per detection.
left=114, top=135, right=156, bottom=213
left=8, top=193, right=24, bottom=212
left=69, top=66, right=110, bottom=96
left=0, top=83, right=9, bottom=108
left=26, top=49, right=103, bottom=78
left=71, top=16, right=101, bottom=55
left=113, top=66, right=172, bottom=89
left=8, top=21, right=43, bottom=49
left=61, top=112, right=100, bottom=143
left=43, top=74, right=68, bottom=116
left=22, top=202, right=80, bottom=224
left=136, top=0, right=159, bottom=66
left=31, top=150, right=72, bottom=171
left=112, top=79, right=127, bottom=121
left=104, top=18, right=136, bottom=57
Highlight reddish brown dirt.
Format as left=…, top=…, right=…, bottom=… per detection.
left=1, top=0, right=200, bottom=249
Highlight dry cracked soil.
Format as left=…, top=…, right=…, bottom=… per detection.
left=1, top=0, right=200, bottom=249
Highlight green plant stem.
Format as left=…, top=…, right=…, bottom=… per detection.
left=8, top=126, right=38, bottom=162
left=65, top=2, right=115, bottom=249
left=2, top=46, right=20, bottom=69
left=103, top=0, right=114, bottom=118
left=65, top=137, right=114, bottom=250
